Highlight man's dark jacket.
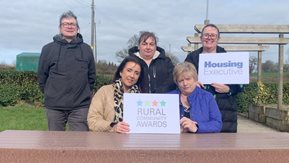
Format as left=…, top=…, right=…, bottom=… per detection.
left=129, top=46, right=176, bottom=93
left=38, top=33, right=96, bottom=110
left=185, top=46, right=243, bottom=132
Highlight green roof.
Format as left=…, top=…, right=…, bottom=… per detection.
left=16, top=52, right=40, bottom=72
left=17, top=52, right=40, bottom=57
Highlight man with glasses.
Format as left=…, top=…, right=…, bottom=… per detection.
left=38, top=11, right=96, bottom=131
left=185, top=24, right=243, bottom=133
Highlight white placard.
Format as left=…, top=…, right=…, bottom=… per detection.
left=198, top=52, right=249, bottom=84
left=123, top=93, right=180, bottom=134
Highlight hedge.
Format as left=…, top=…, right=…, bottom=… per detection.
left=0, top=70, right=112, bottom=106
left=1, top=70, right=289, bottom=112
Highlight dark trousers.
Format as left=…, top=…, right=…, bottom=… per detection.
left=46, top=107, right=89, bottom=131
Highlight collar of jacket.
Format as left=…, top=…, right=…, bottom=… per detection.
left=53, top=33, right=83, bottom=47
left=128, top=46, right=167, bottom=59
left=199, top=46, right=226, bottom=53
left=175, top=86, right=201, bottom=100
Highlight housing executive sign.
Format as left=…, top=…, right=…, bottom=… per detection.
left=198, top=52, right=249, bottom=84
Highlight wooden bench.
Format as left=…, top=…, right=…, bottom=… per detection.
left=1, top=130, right=289, bottom=163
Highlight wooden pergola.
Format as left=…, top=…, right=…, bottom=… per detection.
left=182, top=24, right=289, bottom=110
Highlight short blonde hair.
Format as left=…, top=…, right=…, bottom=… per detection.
left=173, top=62, right=198, bottom=84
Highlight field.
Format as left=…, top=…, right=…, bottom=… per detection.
left=250, top=72, right=289, bottom=83
left=0, top=103, right=47, bottom=131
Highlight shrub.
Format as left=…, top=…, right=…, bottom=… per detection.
left=236, top=82, right=289, bottom=113
left=0, top=70, right=112, bottom=106
left=95, top=74, right=113, bottom=90
left=0, top=84, right=21, bottom=106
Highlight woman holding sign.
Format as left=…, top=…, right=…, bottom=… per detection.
left=171, top=62, right=222, bottom=133
left=185, top=24, right=243, bottom=133
left=88, top=56, right=143, bottom=133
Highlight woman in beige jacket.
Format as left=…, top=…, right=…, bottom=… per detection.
left=88, top=56, right=143, bottom=133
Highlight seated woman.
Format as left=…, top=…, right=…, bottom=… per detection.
left=88, top=56, right=143, bottom=133
left=170, top=62, right=222, bottom=133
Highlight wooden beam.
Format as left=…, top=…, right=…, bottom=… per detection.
left=181, top=45, right=269, bottom=53
left=187, top=36, right=289, bottom=45
left=194, top=24, right=289, bottom=34
left=181, top=46, right=194, bottom=52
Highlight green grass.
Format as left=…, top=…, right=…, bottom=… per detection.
left=0, top=103, right=47, bottom=131
left=250, top=71, right=289, bottom=83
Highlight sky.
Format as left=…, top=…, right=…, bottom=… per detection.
left=1, top=0, right=289, bottom=65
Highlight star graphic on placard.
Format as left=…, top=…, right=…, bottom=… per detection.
left=137, top=100, right=143, bottom=106
left=160, top=100, right=166, bottom=107
left=145, top=101, right=151, bottom=107
left=152, top=100, right=158, bottom=107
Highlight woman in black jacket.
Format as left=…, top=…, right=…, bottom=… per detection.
left=128, top=31, right=176, bottom=93
left=185, top=24, right=243, bottom=133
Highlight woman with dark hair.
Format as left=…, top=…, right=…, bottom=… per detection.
left=88, top=56, right=143, bottom=133
left=128, top=31, right=176, bottom=93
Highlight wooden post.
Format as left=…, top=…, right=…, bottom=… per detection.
left=278, top=34, right=284, bottom=110
left=194, top=33, right=199, bottom=51
left=257, top=44, right=262, bottom=82
left=187, top=43, right=192, bottom=54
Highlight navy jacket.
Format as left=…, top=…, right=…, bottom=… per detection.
left=170, top=87, right=222, bottom=133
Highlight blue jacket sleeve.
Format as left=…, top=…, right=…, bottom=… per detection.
left=197, top=95, right=222, bottom=133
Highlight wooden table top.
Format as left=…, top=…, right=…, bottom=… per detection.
left=1, top=130, right=289, bottom=163
left=1, top=130, right=289, bottom=150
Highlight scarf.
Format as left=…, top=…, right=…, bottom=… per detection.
left=113, top=79, right=140, bottom=123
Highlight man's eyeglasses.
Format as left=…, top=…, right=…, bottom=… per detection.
left=202, top=33, right=218, bottom=39
left=61, top=22, right=77, bottom=28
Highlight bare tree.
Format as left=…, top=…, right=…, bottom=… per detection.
left=115, top=33, right=141, bottom=62
left=115, top=48, right=129, bottom=63
left=262, top=60, right=277, bottom=72
left=166, top=51, right=179, bottom=65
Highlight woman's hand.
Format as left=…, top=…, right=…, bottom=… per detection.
left=180, top=117, right=198, bottom=133
left=196, top=81, right=205, bottom=88
left=114, top=121, right=130, bottom=134
left=211, top=83, right=230, bottom=93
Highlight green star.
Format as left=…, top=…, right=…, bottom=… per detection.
left=145, top=101, right=151, bottom=107
left=160, top=100, right=166, bottom=107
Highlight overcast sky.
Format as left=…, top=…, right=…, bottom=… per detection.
left=1, top=0, right=289, bottom=65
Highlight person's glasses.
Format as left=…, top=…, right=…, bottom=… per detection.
left=202, top=33, right=218, bottom=39
left=61, top=22, right=77, bottom=28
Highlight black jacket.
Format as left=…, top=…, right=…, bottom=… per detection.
left=185, top=46, right=243, bottom=132
left=38, top=34, right=96, bottom=110
left=129, top=46, right=176, bottom=93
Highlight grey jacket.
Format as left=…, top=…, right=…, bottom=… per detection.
left=38, top=34, right=96, bottom=110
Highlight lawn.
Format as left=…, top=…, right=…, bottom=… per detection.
left=250, top=71, right=289, bottom=83
left=0, top=103, right=47, bottom=131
